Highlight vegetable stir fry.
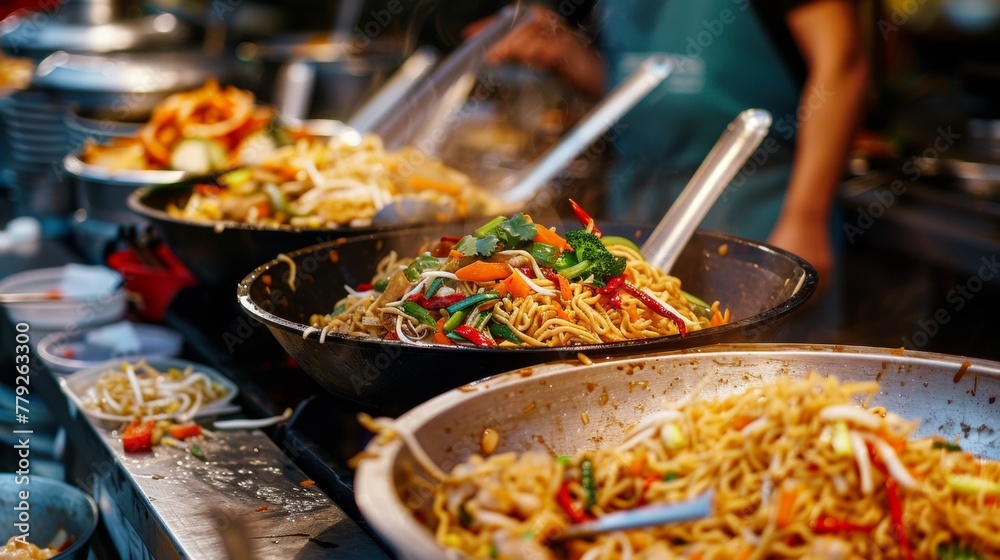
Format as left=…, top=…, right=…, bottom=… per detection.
left=309, top=201, right=729, bottom=347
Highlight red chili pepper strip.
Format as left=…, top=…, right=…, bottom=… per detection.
left=194, top=184, right=223, bottom=196
left=556, top=482, right=593, bottom=524
left=406, top=292, right=466, bottom=309
left=440, top=236, right=462, bottom=243
left=621, top=282, right=686, bottom=337
left=568, top=199, right=602, bottom=238
left=453, top=325, right=496, bottom=347
left=604, top=291, right=622, bottom=309
left=597, top=274, right=626, bottom=295
left=810, top=515, right=876, bottom=534
left=886, top=478, right=914, bottom=560
left=638, top=473, right=660, bottom=505
left=542, top=267, right=560, bottom=284
left=357, top=283, right=374, bottom=291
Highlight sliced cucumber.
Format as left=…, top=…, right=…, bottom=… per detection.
left=236, top=130, right=278, bottom=166
left=170, top=138, right=229, bottom=174
left=600, top=235, right=642, bottom=254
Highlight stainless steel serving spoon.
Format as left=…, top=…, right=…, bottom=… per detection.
left=553, top=490, right=715, bottom=542
left=372, top=54, right=675, bottom=227
left=641, top=108, right=773, bottom=273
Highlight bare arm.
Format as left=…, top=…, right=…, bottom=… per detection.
left=768, top=0, right=870, bottom=288
left=468, top=5, right=606, bottom=98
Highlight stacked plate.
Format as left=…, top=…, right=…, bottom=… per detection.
left=0, top=90, right=75, bottom=234
left=65, top=106, right=141, bottom=155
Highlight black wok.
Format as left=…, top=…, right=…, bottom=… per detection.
left=127, top=184, right=408, bottom=287
left=237, top=223, right=817, bottom=414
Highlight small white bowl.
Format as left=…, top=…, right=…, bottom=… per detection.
left=37, top=322, right=184, bottom=376
left=0, top=265, right=127, bottom=331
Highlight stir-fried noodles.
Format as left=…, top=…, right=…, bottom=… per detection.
left=168, top=134, right=497, bottom=229
left=308, top=209, right=729, bottom=347
left=387, top=375, right=1000, bottom=559
left=82, top=80, right=275, bottom=172
left=80, top=361, right=230, bottom=423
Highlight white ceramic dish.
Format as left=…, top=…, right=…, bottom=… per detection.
left=38, top=323, right=184, bottom=376
left=59, top=357, right=239, bottom=426
left=0, top=265, right=126, bottom=331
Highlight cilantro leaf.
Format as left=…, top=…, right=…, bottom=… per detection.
left=475, top=235, right=499, bottom=257
left=495, top=213, right=537, bottom=248
left=454, top=234, right=500, bottom=258
left=453, top=235, right=477, bottom=256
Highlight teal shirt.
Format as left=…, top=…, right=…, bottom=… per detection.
left=599, top=0, right=802, bottom=240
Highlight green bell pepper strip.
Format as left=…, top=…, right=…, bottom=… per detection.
left=403, top=255, right=440, bottom=282
left=399, top=301, right=436, bottom=327
left=581, top=459, right=596, bottom=507
left=374, top=278, right=389, bottom=292
left=681, top=290, right=713, bottom=319
left=528, top=241, right=561, bottom=268
left=489, top=323, right=520, bottom=344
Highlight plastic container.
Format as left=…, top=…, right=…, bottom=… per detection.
left=106, top=246, right=198, bottom=322
left=0, top=265, right=126, bottom=331
left=37, top=322, right=184, bottom=376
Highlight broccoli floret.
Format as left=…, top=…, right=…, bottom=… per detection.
left=558, top=230, right=627, bottom=285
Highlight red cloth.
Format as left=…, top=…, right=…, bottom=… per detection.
left=1, top=0, right=58, bottom=21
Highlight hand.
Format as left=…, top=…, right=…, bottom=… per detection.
left=463, top=5, right=605, bottom=98
left=767, top=214, right=833, bottom=297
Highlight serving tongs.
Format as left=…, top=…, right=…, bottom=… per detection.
left=372, top=55, right=675, bottom=227
left=370, top=5, right=537, bottom=151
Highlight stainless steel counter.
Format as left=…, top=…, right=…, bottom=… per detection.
left=0, top=219, right=388, bottom=559
left=76, top=418, right=386, bottom=559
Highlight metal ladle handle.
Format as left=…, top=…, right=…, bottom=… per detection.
left=641, top=109, right=773, bottom=273
left=372, top=5, right=534, bottom=150
left=346, top=46, right=440, bottom=133
left=500, top=55, right=674, bottom=205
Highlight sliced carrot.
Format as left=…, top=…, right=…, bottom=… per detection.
left=408, top=174, right=462, bottom=195
left=709, top=301, right=732, bottom=326
left=628, top=448, right=646, bottom=477
left=553, top=302, right=569, bottom=321
left=735, top=545, right=753, bottom=560
left=776, top=486, right=799, bottom=529
left=503, top=272, right=533, bottom=299
left=732, top=415, right=758, bottom=430
left=456, top=261, right=513, bottom=282
left=492, top=280, right=508, bottom=298
left=254, top=202, right=271, bottom=220
left=555, top=273, right=572, bottom=301
left=448, top=250, right=465, bottom=260
left=433, top=318, right=453, bottom=345
left=533, top=224, right=569, bottom=250
left=625, top=302, right=640, bottom=322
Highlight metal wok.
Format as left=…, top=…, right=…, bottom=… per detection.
left=237, top=223, right=817, bottom=414
left=127, top=183, right=408, bottom=287
left=352, top=343, right=1000, bottom=559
